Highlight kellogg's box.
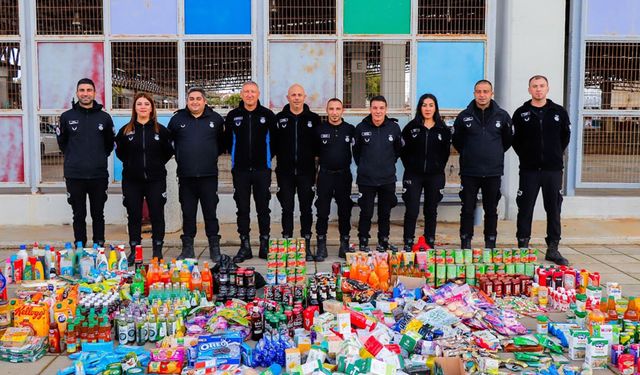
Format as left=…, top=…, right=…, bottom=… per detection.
left=13, top=303, right=50, bottom=337
left=196, top=333, right=242, bottom=366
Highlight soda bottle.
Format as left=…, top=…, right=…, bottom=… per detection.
left=66, top=323, right=78, bottom=353
left=251, top=306, right=264, bottom=341
left=126, top=314, right=136, bottom=344
left=171, top=262, right=181, bottom=283
left=136, top=316, right=147, bottom=345
left=624, top=297, right=639, bottom=323
left=179, top=264, right=191, bottom=289
left=588, top=302, right=606, bottom=335
left=607, top=296, right=619, bottom=323
left=191, top=264, right=202, bottom=292
left=49, top=322, right=61, bottom=353
left=157, top=314, right=167, bottom=341
left=131, top=269, right=145, bottom=297
left=117, top=313, right=128, bottom=345
left=147, top=314, right=158, bottom=342
left=201, top=262, right=213, bottom=301
left=134, top=245, right=144, bottom=272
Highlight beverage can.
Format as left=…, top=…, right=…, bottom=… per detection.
left=446, top=264, right=456, bottom=279
left=472, top=248, right=482, bottom=263
left=505, top=263, right=515, bottom=275
left=426, top=249, right=435, bottom=264
left=503, top=248, right=512, bottom=264
left=528, top=248, right=538, bottom=263
left=511, top=248, right=521, bottom=263
left=454, top=249, right=464, bottom=264
left=515, top=262, right=525, bottom=275
left=456, top=265, right=466, bottom=278
left=463, top=249, right=472, bottom=264
left=445, top=250, right=454, bottom=264
left=492, top=249, right=503, bottom=263
left=435, top=249, right=445, bottom=264
left=482, top=249, right=492, bottom=263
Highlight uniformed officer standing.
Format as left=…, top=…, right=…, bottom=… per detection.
left=513, top=75, right=571, bottom=266
left=224, top=81, right=277, bottom=263
left=353, top=96, right=403, bottom=252
left=56, top=78, right=115, bottom=248
left=168, top=88, right=225, bottom=262
left=452, top=80, right=513, bottom=249
left=314, top=98, right=355, bottom=259
left=273, top=84, right=321, bottom=261
left=400, top=93, right=451, bottom=250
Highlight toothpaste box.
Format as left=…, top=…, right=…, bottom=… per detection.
left=196, top=333, right=242, bottom=365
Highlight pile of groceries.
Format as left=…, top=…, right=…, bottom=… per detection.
left=0, top=239, right=638, bottom=375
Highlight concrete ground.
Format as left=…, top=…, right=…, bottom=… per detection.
left=0, top=218, right=638, bottom=374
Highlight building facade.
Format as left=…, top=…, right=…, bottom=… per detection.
left=0, top=0, right=638, bottom=227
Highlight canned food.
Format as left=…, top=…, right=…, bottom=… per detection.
left=463, top=249, right=473, bottom=264
left=525, top=263, right=536, bottom=277
left=520, top=248, right=529, bottom=263
left=446, top=264, right=457, bottom=279
left=495, top=263, right=506, bottom=274
left=456, top=265, right=466, bottom=278
left=492, top=249, right=503, bottom=263
left=426, top=249, right=435, bottom=264
left=528, top=248, right=538, bottom=263
left=466, top=264, right=475, bottom=279
left=472, top=248, right=482, bottom=263
left=435, top=249, right=445, bottom=264
left=454, top=249, right=464, bottom=264
left=511, top=248, right=521, bottom=263
left=475, top=263, right=487, bottom=277
left=515, top=262, right=525, bottom=275
left=482, top=249, right=492, bottom=263
left=505, top=263, right=516, bottom=275
left=503, top=248, right=512, bottom=264
left=436, top=264, right=446, bottom=279
left=445, top=250, right=454, bottom=264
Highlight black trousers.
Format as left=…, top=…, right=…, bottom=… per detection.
left=357, top=183, right=397, bottom=240
left=122, top=178, right=167, bottom=243
left=402, top=172, right=445, bottom=240
left=459, top=175, right=502, bottom=239
left=178, top=176, right=219, bottom=239
left=65, top=177, right=108, bottom=246
left=276, top=172, right=315, bottom=237
left=232, top=169, right=271, bottom=237
left=516, top=169, right=563, bottom=243
left=314, top=168, right=353, bottom=237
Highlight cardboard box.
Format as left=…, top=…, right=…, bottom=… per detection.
left=585, top=337, right=608, bottom=369
left=568, top=329, right=589, bottom=360
left=13, top=303, right=50, bottom=337
left=434, top=357, right=465, bottom=375
left=285, top=347, right=301, bottom=373
left=196, top=333, right=242, bottom=365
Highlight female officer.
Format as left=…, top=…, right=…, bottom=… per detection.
left=116, top=92, right=173, bottom=263
left=400, top=94, right=451, bottom=250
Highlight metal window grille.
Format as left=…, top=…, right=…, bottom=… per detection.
left=184, top=42, right=252, bottom=109
left=39, top=115, right=64, bottom=182
left=343, top=41, right=410, bottom=109
left=0, top=42, right=21, bottom=109
left=584, top=42, right=640, bottom=110
left=581, top=116, right=640, bottom=184
left=0, top=0, right=19, bottom=35
left=111, top=42, right=178, bottom=110
left=36, top=0, right=103, bottom=35
left=269, top=0, right=336, bottom=34
left=418, top=0, right=485, bottom=35
left=441, top=115, right=459, bottom=185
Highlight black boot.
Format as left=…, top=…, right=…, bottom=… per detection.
left=338, top=236, right=350, bottom=259
left=177, top=236, right=195, bottom=260
left=377, top=237, right=397, bottom=252
left=461, top=236, right=472, bottom=249
left=485, top=235, right=497, bottom=250
left=233, top=235, right=252, bottom=263
left=258, top=235, right=270, bottom=260
left=208, top=235, right=221, bottom=264
left=316, top=235, right=328, bottom=262
left=358, top=237, right=370, bottom=252
left=403, top=238, right=414, bottom=252
left=545, top=239, right=569, bottom=266
left=152, top=240, right=164, bottom=261
left=127, top=241, right=139, bottom=266
left=517, top=237, right=530, bottom=248
left=426, top=236, right=436, bottom=249
left=303, top=235, right=315, bottom=261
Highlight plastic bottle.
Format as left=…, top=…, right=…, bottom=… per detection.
left=116, top=245, right=128, bottom=271
left=49, top=321, right=61, bottom=353
left=179, top=264, right=191, bottom=289
left=191, top=264, right=202, bottom=292
left=588, top=303, right=606, bottom=335
left=538, top=286, right=549, bottom=308
left=33, top=258, right=45, bottom=280
left=16, top=245, right=28, bottom=271
left=147, top=314, right=158, bottom=342
left=201, top=262, right=213, bottom=301
left=4, top=259, right=12, bottom=284
left=134, top=245, right=144, bottom=272
left=376, top=254, right=390, bottom=291
left=107, top=248, right=118, bottom=271
left=23, top=256, right=34, bottom=281
left=624, top=297, right=639, bottom=323
left=48, top=246, right=57, bottom=277
left=131, top=269, right=145, bottom=297
left=606, top=296, right=619, bottom=323
left=66, top=323, right=78, bottom=353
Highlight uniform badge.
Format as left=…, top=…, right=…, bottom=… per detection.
left=495, top=120, right=501, bottom=128
left=234, top=116, right=243, bottom=127
left=404, top=180, right=412, bottom=185
left=128, top=136, right=134, bottom=141
left=154, top=134, right=160, bottom=141
left=438, top=134, right=442, bottom=141
left=209, top=121, right=214, bottom=128
left=465, top=122, right=472, bottom=128
left=162, top=192, right=167, bottom=198
left=180, top=124, right=186, bottom=128
left=98, top=124, right=104, bottom=131
left=307, top=121, right=312, bottom=128
left=345, top=136, right=350, bottom=142
left=554, top=114, right=560, bottom=122
left=55, top=127, right=60, bottom=136
left=517, top=190, right=523, bottom=197
left=260, top=117, right=266, bottom=124
left=322, top=140, right=328, bottom=144
left=364, top=138, right=370, bottom=143
left=388, top=135, right=393, bottom=142
left=71, top=126, right=78, bottom=131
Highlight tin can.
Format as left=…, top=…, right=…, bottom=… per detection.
left=446, top=264, right=457, bottom=279
left=482, top=249, right=492, bottom=263
left=503, top=248, right=512, bottom=264
left=472, top=248, right=482, bottom=263
left=265, top=269, right=277, bottom=285
left=466, top=278, right=476, bottom=286
left=454, top=249, right=464, bottom=264
left=528, top=248, right=538, bottom=263
left=456, top=265, right=466, bottom=278
left=276, top=270, right=288, bottom=285
left=463, top=249, right=472, bottom=264
left=436, top=264, right=446, bottom=279
left=466, top=264, right=476, bottom=279
left=492, top=249, right=503, bottom=263
left=445, top=250, right=454, bottom=264
left=485, top=263, right=496, bottom=275
left=511, top=248, right=521, bottom=263
left=524, top=263, right=536, bottom=277
left=426, top=249, right=435, bottom=264
left=427, top=263, right=435, bottom=278
left=618, top=353, right=635, bottom=373
left=505, top=263, right=516, bottom=275
left=495, top=263, right=506, bottom=274
left=515, top=262, right=525, bottom=275
left=286, top=269, right=296, bottom=284
left=276, top=252, right=287, bottom=269
left=269, top=239, right=278, bottom=253
left=475, top=263, right=487, bottom=277
left=518, top=248, right=528, bottom=263
left=620, top=332, right=632, bottom=346
left=332, top=262, right=341, bottom=275
left=435, top=249, right=445, bottom=264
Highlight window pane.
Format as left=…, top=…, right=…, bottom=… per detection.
left=418, top=0, right=485, bottom=35
left=111, top=0, right=177, bottom=35
left=0, top=116, right=23, bottom=183
left=0, top=0, right=19, bottom=35
left=39, top=115, right=63, bottom=182
left=184, top=42, right=251, bottom=109
left=0, top=42, right=21, bottom=109
left=185, top=0, right=251, bottom=35
left=584, top=42, right=640, bottom=110
left=36, top=0, right=103, bottom=35
left=344, top=0, right=410, bottom=34
left=343, top=41, right=410, bottom=109
left=111, top=42, right=178, bottom=110
left=581, top=116, right=640, bottom=183
left=269, top=0, right=336, bottom=34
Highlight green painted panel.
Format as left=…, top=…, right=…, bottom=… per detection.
left=344, top=0, right=411, bottom=34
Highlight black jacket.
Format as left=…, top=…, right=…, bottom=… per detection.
left=400, top=118, right=451, bottom=175
left=167, top=106, right=225, bottom=178
left=115, top=121, right=173, bottom=181
left=452, top=100, right=513, bottom=177
left=273, top=104, right=321, bottom=175
left=224, top=100, right=277, bottom=172
left=512, top=99, right=571, bottom=171
left=315, top=120, right=355, bottom=171
left=353, top=115, right=403, bottom=186
left=57, top=101, right=115, bottom=179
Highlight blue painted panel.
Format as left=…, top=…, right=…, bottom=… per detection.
left=417, top=42, right=485, bottom=110
left=587, top=0, right=640, bottom=36
left=113, top=115, right=171, bottom=182
left=185, top=0, right=251, bottom=34
left=111, top=0, right=177, bottom=35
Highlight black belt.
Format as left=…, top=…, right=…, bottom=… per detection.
left=320, top=167, right=349, bottom=174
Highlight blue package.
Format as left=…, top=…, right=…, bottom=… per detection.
left=241, top=342, right=254, bottom=367
left=197, top=333, right=242, bottom=365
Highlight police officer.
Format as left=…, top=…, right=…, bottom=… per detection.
left=353, top=96, right=403, bottom=252
left=168, top=87, right=225, bottom=261
left=452, top=80, right=513, bottom=249
left=56, top=78, right=115, bottom=248
left=224, top=81, right=277, bottom=263
left=273, top=84, right=321, bottom=261
left=401, top=93, right=451, bottom=250
left=115, top=92, right=173, bottom=263
left=314, top=98, right=355, bottom=259
left=513, top=75, right=571, bottom=266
